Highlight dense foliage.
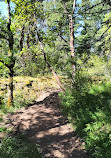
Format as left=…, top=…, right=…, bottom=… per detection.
left=0, top=134, right=43, bottom=158
left=59, top=54, right=111, bottom=157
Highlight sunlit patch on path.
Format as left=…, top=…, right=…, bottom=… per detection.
left=7, top=90, right=88, bottom=158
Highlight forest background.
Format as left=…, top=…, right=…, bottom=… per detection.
left=0, top=0, right=111, bottom=157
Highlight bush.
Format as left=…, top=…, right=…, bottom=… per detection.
left=59, top=54, right=111, bottom=158
left=0, top=134, right=43, bottom=158
left=59, top=81, right=111, bottom=158
left=60, top=83, right=111, bottom=158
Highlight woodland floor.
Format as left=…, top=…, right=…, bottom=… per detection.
left=2, top=89, right=88, bottom=158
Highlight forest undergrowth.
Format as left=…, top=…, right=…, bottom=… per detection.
left=60, top=81, right=111, bottom=158
left=0, top=75, right=64, bottom=158
left=0, top=73, right=111, bottom=158
left=59, top=55, right=111, bottom=158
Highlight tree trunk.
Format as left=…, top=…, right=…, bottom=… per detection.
left=20, top=25, right=25, bottom=51
left=27, top=27, right=30, bottom=49
left=69, top=14, right=76, bottom=82
left=34, top=19, right=65, bottom=91
left=7, top=0, right=14, bottom=108
left=69, top=0, right=76, bottom=83
left=8, top=68, right=13, bottom=108
left=39, top=42, right=65, bottom=91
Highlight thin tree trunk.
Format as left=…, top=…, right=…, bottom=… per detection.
left=43, top=62, right=46, bottom=76
left=69, top=15, right=75, bottom=57
left=27, top=27, right=30, bottom=49
left=7, top=0, right=14, bottom=108
left=69, top=15, right=76, bottom=82
left=20, top=25, right=25, bottom=51
left=34, top=20, right=65, bottom=91
left=69, top=0, right=76, bottom=83
left=8, top=68, right=13, bottom=108
left=40, top=41, right=65, bottom=91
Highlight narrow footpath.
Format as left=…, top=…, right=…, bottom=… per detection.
left=7, top=90, right=88, bottom=158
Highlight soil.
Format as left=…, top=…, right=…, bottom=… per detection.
left=3, top=89, right=88, bottom=158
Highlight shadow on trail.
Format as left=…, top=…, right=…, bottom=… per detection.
left=8, top=91, right=88, bottom=158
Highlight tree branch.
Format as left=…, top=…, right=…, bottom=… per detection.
left=0, top=59, right=9, bottom=68
left=59, top=34, right=69, bottom=44
left=72, top=0, right=75, bottom=13
left=0, top=33, right=8, bottom=40
left=97, top=24, right=111, bottom=42
left=85, top=1, right=104, bottom=11
left=104, top=0, right=111, bottom=6
left=78, top=8, right=111, bottom=15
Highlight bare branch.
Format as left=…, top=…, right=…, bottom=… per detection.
left=78, top=8, right=111, bottom=15
left=97, top=24, right=111, bottom=42
left=104, top=0, right=111, bottom=6
left=59, top=34, right=69, bottom=44
left=72, top=0, right=76, bottom=13
left=85, top=1, right=104, bottom=11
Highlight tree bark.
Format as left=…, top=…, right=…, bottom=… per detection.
left=20, top=25, right=25, bottom=51
left=69, top=15, right=75, bottom=58
left=7, top=0, right=14, bottom=108
left=69, top=14, right=76, bottom=82
left=27, top=27, right=30, bottom=49
left=69, top=0, right=76, bottom=83
left=8, top=68, right=13, bottom=108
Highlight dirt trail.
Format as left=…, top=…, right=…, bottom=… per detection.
left=6, top=90, right=88, bottom=158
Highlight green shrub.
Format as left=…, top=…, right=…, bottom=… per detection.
left=59, top=54, right=111, bottom=157
left=0, top=135, right=43, bottom=158
left=59, top=81, right=111, bottom=158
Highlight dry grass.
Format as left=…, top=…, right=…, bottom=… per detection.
left=0, top=76, right=63, bottom=109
